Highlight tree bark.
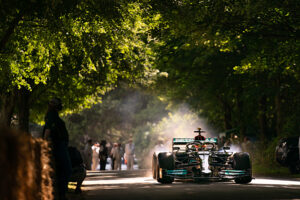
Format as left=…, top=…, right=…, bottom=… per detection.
left=17, top=87, right=31, bottom=133
left=236, top=87, right=245, bottom=138
left=258, top=95, right=267, bottom=142
left=0, top=90, right=16, bottom=127
left=273, top=75, right=283, bottom=137
left=223, top=100, right=232, bottom=131
left=217, top=95, right=233, bottom=131
left=275, top=92, right=282, bottom=137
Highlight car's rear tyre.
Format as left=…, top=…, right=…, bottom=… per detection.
left=156, top=153, right=174, bottom=184
left=233, top=152, right=252, bottom=184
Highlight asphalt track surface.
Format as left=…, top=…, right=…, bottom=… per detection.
left=68, top=170, right=300, bottom=200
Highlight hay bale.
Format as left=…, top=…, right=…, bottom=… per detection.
left=35, top=138, right=53, bottom=200
left=0, top=126, right=53, bottom=200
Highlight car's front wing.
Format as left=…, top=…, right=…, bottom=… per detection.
left=164, top=169, right=251, bottom=180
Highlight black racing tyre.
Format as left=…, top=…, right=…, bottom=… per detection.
left=152, top=154, right=157, bottom=179
left=233, top=152, right=252, bottom=184
left=157, top=153, right=174, bottom=184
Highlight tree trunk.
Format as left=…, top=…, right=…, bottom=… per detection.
left=275, top=92, right=282, bottom=137
left=274, top=76, right=283, bottom=137
left=223, top=100, right=232, bottom=130
left=236, top=87, right=245, bottom=138
left=0, top=90, right=16, bottom=127
left=17, top=87, right=31, bottom=133
left=258, top=95, right=267, bottom=142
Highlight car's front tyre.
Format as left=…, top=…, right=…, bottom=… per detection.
left=152, top=153, right=157, bottom=179
left=156, top=152, right=174, bottom=184
left=233, top=152, right=252, bottom=184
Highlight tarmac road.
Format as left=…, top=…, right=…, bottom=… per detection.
left=68, top=170, right=300, bottom=200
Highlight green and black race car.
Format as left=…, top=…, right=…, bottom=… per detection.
left=152, top=129, right=252, bottom=184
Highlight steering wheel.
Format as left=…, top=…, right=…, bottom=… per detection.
left=186, top=142, right=202, bottom=152
left=201, top=142, right=216, bottom=151
left=186, top=141, right=216, bottom=152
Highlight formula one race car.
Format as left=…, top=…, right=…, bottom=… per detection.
left=152, top=129, right=252, bottom=184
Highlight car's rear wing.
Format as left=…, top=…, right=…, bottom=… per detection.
left=172, top=138, right=218, bottom=145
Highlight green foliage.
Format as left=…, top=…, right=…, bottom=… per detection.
left=148, top=0, right=300, bottom=141
left=0, top=1, right=163, bottom=128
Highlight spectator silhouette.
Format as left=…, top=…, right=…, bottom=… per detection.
left=241, top=136, right=252, bottom=153
left=43, top=97, right=71, bottom=200
left=83, top=139, right=93, bottom=170
left=92, top=143, right=100, bottom=170
left=68, top=146, right=86, bottom=194
left=111, top=143, right=123, bottom=170
left=99, top=140, right=108, bottom=170
left=125, top=138, right=135, bottom=170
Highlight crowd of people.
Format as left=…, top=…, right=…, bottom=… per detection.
left=217, top=133, right=254, bottom=154
left=195, top=128, right=254, bottom=153
left=83, top=138, right=136, bottom=171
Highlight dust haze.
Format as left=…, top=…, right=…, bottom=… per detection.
left=143, top=104, right=217, bottom=170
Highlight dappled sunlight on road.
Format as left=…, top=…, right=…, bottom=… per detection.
left=251, top=178, right=300, bottom=186
left=83, top=171, right=300, bottom=188
left=83, top=177, right=157, bottom=185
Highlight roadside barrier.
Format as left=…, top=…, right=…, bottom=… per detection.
left=0, top=126, right=53, bottom=200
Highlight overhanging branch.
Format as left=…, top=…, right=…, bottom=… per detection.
left=0, top=12, right=23, bottom=52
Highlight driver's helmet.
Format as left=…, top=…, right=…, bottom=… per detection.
left=195, top=135, right=206, bottom=140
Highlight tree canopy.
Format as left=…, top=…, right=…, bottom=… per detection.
left=0, top=0, right=161, bottom=131
left=149, top=0, right=300, bottom=141
left=1, top=0, right=299, bottom=150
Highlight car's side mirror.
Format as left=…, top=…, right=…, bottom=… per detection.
left=223, top=146, right=230, bottom=150
left=173, top=147, right=180, bottom=151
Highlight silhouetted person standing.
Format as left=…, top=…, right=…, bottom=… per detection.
left=113, top=143, right=123, bottom=170
left=83, top=139, right=93, bottom=170
left=92, top=143, right=100, bottom=170
left=43, top=98, right=72, bottom=200
left=99, top=140, right=108, bottom=170
left=125, top=138, right=135, bottom=170
left=110, top=143, right=117, bottom=170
